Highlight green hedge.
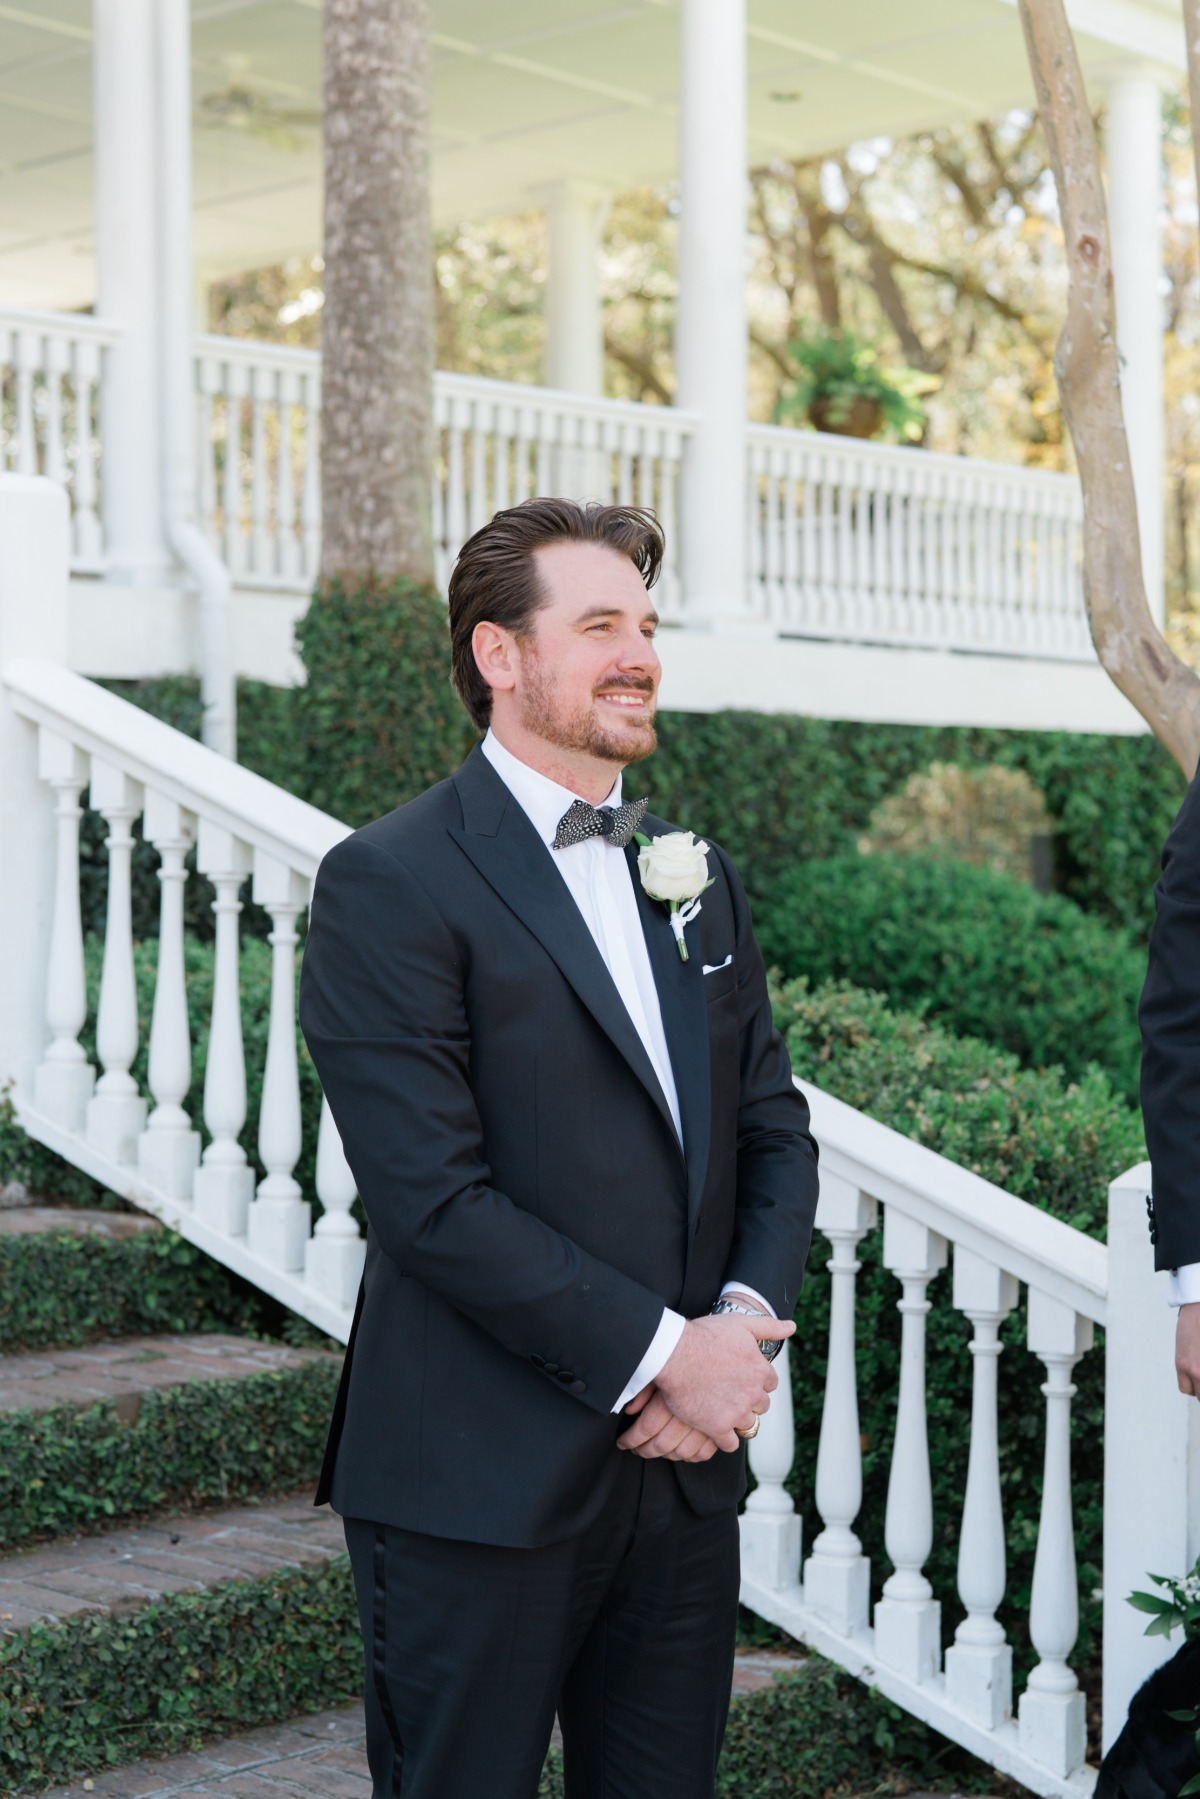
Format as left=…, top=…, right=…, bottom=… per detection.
left=777, top=977, right=1144, bottom=1680
left=758, top=853, right=1145, bottom=1101
left=109, top=678, right=1181, bottom=937
left=0, top=1228, right=270, bottom=1353
left=0, top=1556, right=361, bottom=1790
left=538, top=1660, right=993, bottom=1799
left=0, top=1359, right=341, bottom=1550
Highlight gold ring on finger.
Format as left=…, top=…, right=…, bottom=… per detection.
left=734, top=1415, right=761, bottom=1441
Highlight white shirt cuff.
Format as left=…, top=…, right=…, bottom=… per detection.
left=720, top=1279, right=777, bottom=1319
left=1168, top=1262, right=1200, bottom=1307
left=610, top=1307, right=686, bottom=1413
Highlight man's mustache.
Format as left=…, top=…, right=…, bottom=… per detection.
left=593, top=678, right=656, bottom=697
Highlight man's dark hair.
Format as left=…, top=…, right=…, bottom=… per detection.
left=446, top=497, right=665, bottom=732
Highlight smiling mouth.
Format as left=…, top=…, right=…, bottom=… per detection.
left=596, top=690, right=653, bottom=710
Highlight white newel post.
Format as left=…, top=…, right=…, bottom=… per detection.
left=803, top=1172, right=876, bottom=1636
left=741, top=1338, right=801, bottom=1591
left=247, top=853, right=311, bottom=1270
left=32, top=731, right=94, bottom=1131
left=92, top=0, right=169, bottom=583
left=1106, top=73, right=1166, bottom=624
left=1103, top=1162, right=1200, bottom=1750
left=944, top=1247, right=1019, bottom=1728
left=1018, top=1290, right=1093, bottom=1777
left=675, top=0, right=748, bottom=626
left=873, top=1210, right=948, bottom=1683
left=192, top=823, right=256, bottom=1235
left=0, top=477, right=71, bottom=1105
left=136, top=792, right=201, bottom=1198
left=305, top=1097, right=365, bottom=1305
left=85, top=763, right=147, bottom=1163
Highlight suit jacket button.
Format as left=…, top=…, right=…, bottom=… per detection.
left=569, top=1379, right=587, bottom=1395
left=543, top=1362, right=559, bottom=1376
left=530, top=1355, right=545, bottom=1368
left=556, top=1368, right=573, bottom=1383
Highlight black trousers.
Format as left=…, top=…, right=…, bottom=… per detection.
left=342, top=1456, right=741, bottom=1799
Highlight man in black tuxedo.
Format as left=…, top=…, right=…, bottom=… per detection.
left=299, top=498, right=820, bottom=1799
left=1140, top=773, right=1200, bottom=1400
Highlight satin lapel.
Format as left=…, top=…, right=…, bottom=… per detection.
left=449, top=752, right=684, bottom=1158
left=626, top=839, right=711, bottom=1233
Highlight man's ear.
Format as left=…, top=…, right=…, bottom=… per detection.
left=472, top=621, right=518, bottom=699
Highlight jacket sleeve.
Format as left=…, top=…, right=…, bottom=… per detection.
left=712, top=844, right=820, bottom=1318
left=1140, top=772, right=1200, bottom=1272
left=299, top=832, right=667, bottom=1413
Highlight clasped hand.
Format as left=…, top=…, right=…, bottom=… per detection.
left=615, top=1311, right=795, bottom=1462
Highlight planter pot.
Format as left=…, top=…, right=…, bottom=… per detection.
left=807, top=395, right=884, bottom=439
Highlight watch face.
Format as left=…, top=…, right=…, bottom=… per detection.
left=758, top=1338, right=782, bottom=1362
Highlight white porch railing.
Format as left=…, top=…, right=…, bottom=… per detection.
left=0, top=304, right=1092, bottom=663
left=0, top=307, right=116, bottom=574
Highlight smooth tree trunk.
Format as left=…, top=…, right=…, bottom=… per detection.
left=321, top=0, right=434, bottom=589
left=1016, top=0, right=1200, bottom=777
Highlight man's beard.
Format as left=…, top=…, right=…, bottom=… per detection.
left=518, top=646, right=657, bottom=763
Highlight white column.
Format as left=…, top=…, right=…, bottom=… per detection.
left=873, top=1211, right=947, bottom=1685
left=803, top=1173, right=876, bottom=1638
left=1106, top=72, right=1165, bottom=624
left=247, top=852, right=311, bottom=1271
left=92, top=0, right=169, bottom=583
left=1102, top=1162, right=1200, bottom=1750
left=192, top=823, right=256, bottom=1236
left=136, top=791, right=201, bottom=1198
left=1018, top=1291, right=1093, bottom=1778
left=0, top=478, right=71, bottom=1104
left=543, top=180, right=611, bottom=398
left=33, top=733, right=95, bottom=1132
left=85, top=763, right=147, bottom=1164
left=675, top=0, right=748, bottom=626
left=740, top=1338, right=802, bottom=1591
left=305, top=1096, right=366, bottom=1307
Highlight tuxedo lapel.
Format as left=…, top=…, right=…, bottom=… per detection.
left=449, top=750, right=684, bottom=1160
left=625, top=836, right=712, bottom=1234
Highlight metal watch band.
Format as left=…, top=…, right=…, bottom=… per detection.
left=709, top=1297, right=782, bottom=1362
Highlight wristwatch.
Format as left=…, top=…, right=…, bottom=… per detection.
left=709, top=1297, right=782, bottom=1362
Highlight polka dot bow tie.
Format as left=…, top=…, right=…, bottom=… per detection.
left=553, top=796, right=648, bottom=851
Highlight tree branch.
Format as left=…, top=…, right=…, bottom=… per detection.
left=1018, top=0, right=1200, bottom=775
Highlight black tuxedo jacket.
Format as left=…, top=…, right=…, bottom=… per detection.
left=299, top=744, right=820, bottom=1547
left=1141, top=770, right=1200, bottom=1270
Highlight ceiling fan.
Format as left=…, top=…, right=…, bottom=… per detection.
left=195, top=56, right=321, bottom=153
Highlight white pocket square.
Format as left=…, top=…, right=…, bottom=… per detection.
left=702, top=955, right=733, bottom=975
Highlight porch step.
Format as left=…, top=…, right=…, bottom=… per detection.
left=0, top=1334, right=342, bottom=1550
left=32, top=1656, right=811, bottom=1798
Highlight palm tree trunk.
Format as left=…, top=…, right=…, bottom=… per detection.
left=320, top=0, right=434, bottom=589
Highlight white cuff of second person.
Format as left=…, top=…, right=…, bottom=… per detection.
left=1168, top=1262, right=1200, bottom=1308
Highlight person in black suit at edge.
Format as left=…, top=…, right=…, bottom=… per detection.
left=299, top=498, right=820, bottom=1799
left=1140, top=769, right=1200, bottom=1399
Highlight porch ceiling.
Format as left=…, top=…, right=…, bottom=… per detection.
left=0, top=0, right=1186, bottom=310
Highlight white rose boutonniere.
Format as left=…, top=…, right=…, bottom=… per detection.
left=635, top=830, right=715, bottom=962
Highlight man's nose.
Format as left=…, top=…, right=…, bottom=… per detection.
left=615, top=629, right=660, bottom=678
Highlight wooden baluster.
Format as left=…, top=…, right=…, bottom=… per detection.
left=85, top=763, right=146, bottom=1163
left=192, top=824, right=256, bottom=1235
left=1018, top=1292, right=1093, bottom=1777
left=444, top=393, right=467, bottom=568
left=196, top=353, right=220, bottom=548
left=535, top=408, right=554, bottom=498
left=745, top=440, right=764, bottom=621
left=468, top=398, right=489, bottom=534
left=43, top=335, right=67, bottom=493
left=945, top=1246, right=1019, bottom=1728
left=136, top=792, right=201, bottom=1199
left=873, top=1211, right=947, bottom=1682
left=616, top=421, right=634, bottom=506
left=15, top=330, right=38, bottom=475
left=249, top=363, right=271, bottom=575
left=660, top=427, right=683, bottom=618
left=72, top=339, right=102, bottom=566
left=803, top=1173, right=876, bottom=1637
left=246, top=852, right=311, bottom=1270
left=222, top=361, right=248, bottom=576
left=302, top=372, right=321, bottom=582
left=513, top=404, right=534, bottom=504
left=493, top=402, right=512, bottom=513
left=765, top=442, right=784, bottom=625
left=741, top=1338, right=801, bottom=1591
left=32, top=732, right=95, bottom=1132
left=276, top=369, right=299, bottom=582
left=305, top=1095, right=366, bottom=1305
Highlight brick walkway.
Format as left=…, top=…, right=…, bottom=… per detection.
left=0, top=1495, right=343, bottom=1635
left=0, top=1204, right=158, bottom=1240
left=37, top=1656, right=809, bottom=1798
left=0, top=1333, right=338, bottom=1418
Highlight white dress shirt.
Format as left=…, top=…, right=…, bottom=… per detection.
left=481, top=731, right=773, bottom=1412
left=1169, top=1263, right=1200, bottom=1307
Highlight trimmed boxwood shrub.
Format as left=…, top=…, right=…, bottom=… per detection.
left=757, top=853, right=1146, bottom=1101
left=0, top=1358, right=342, bottom=1548
left=776, top=976, right=1144, bottom=1683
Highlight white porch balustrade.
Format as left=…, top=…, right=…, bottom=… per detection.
left=0, top=305, right=1090, bottom=663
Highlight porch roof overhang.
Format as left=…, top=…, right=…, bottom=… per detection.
left=0, top=0, right=1187, bottom=311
